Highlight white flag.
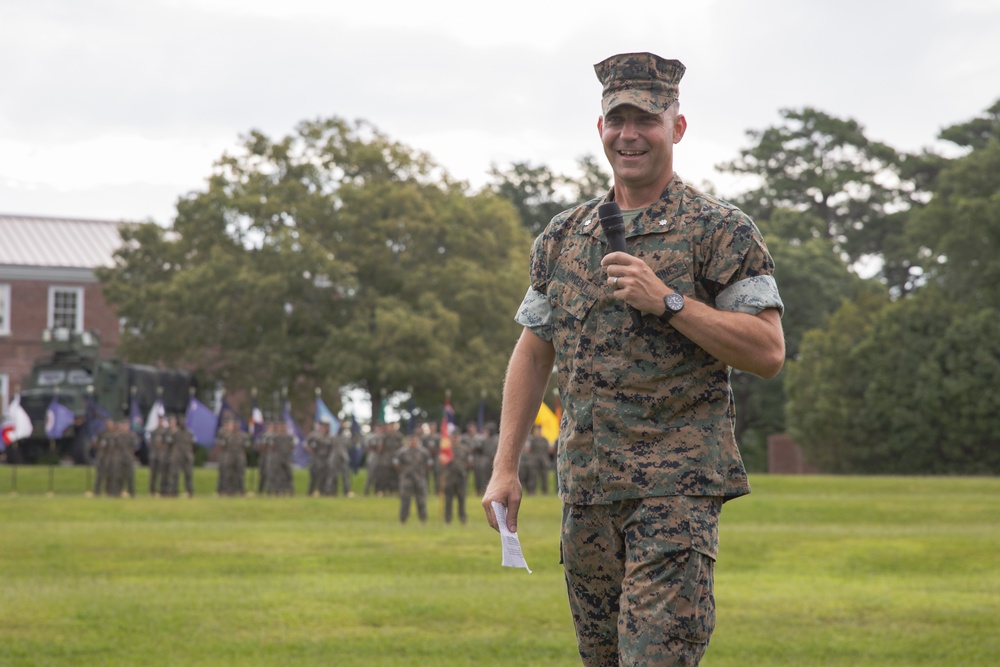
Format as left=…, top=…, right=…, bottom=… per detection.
left=2, top=394, right=35, bottom=444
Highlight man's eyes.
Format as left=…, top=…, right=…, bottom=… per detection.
left=606, top=115, right=659, bottom=125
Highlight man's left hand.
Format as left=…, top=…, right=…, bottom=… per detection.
left=601, top=251, right=671, bottom=315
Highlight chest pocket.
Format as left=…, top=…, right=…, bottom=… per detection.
left=548, top=267, right=600, bottom=323
left=631, top=229, right=699, bottom=302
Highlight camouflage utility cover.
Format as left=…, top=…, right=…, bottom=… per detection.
left=594, top=52, right=685, bottom=116
left=516, top=175, right=782, bottom=505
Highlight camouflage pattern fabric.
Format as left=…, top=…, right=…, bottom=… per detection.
left=216, top=432, right=248, bottom=496
left=256, top=432, right=272, bottom=494
left=91, top=429, right=114, bottom=495
left=594, top=52, right=685, bottom=116
left=328, top=433, right=352, bottom=496
left=516, top=174, right=783, bottom=506
left=113, top=430, right=137, bottom=497
left=393, top=444, right=431, bottom=523
left=305, top=430, right=333, bottom=495
left=148, top=426, right=169, bottom=494
left=562, top=496, right=721, bottom=667
left=166, top=426, right=195, bottom=496
left=267, top=433, right=295, bottom=496
left=442, top=438, right=474, bottom=524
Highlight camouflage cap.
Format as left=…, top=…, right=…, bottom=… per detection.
left=594, top=52, right=685, bottom=116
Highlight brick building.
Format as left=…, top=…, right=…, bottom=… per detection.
left=0, top=214, right=124, bottom=410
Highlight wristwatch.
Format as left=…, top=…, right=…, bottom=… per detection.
left=660, top=292, right=685, bottom=323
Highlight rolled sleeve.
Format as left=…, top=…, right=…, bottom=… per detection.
left=716, top=275, right=784, bottom=316
left=514, top=286, right=555, bottom=341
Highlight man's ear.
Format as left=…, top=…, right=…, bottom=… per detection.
left=673, top=113, right=687, bottom=144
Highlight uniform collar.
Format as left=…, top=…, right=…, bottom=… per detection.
left=577, top=173, right=686, bottom=240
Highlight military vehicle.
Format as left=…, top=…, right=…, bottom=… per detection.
left=12, top=328, right=195, bottom=464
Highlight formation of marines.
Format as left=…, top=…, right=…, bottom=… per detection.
left=81, top=408, right=556, bottom=513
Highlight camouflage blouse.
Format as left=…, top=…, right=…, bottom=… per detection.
left=515, top=175, right=782, bottom=505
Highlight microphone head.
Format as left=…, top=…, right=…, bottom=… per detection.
left=597, top=202, right=624, bottom=232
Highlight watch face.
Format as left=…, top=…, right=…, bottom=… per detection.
left=665, top=292, right=684, bottom=312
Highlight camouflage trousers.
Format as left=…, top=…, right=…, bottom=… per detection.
left=561, top=495, right=722, bottom=667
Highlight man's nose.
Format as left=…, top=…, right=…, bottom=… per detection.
left=620, top=119, right=640, bottom=139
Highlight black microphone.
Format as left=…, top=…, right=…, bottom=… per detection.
left=598, top=202, right=644, bottom=330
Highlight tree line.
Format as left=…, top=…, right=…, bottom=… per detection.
left=98, top=100, right=1000, bottom=474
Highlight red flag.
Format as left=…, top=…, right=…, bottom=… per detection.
left=439, top=391, right=454, bottom=465
left=2, top=422, right=15, bottom=447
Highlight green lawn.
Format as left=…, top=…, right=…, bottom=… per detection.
left=1, top=469, right=998, bottom=666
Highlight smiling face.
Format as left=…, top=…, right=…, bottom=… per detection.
left=598, top=103, right=687, bottom=208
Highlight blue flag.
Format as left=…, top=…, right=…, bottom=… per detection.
left=314, top=395, right=340, bottom=435
left=186, top=396, right=219, bottom=448
left=45, top=397, right=76, bottom=440
left=283, top=400, right=308, bottom=467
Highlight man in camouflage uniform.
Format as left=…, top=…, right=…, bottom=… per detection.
left=115, top=418, right=138, bottom=498
left=393, top=433, right=432, bottom=524
left=519, top=423, right=550, bottom=495
left=148, top=420, right=170, bottom=496
left=363, top=424, right=383, bottom=496
left=305, top=421, right=333, bottom=496
left=90, top=421, right=115, bottom=496
left=466, top=422, right=487, bottom=495
left=267, top=421, right=295, bottom=496
left=255, top=422, right=273, bottom=495
left=474, top=423, right=497, bottom=496
left=376, top=422, right=403, bottom=495
left=165, top=415, right=195, bottom=497
left=441, top=425, right=474, bottom=524
left=216, top=419, right=248, bottom=496
left=483, top=52, right=786, bottom=666
left=103, top=418, right=126, bottom=497
left=329, top=424, right=353, bottom=497
left=420, top=421, right=442, bottom=494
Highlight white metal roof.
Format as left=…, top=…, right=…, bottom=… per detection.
left=0, top=214, right=125, bottom=269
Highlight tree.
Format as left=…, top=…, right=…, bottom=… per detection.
left=906, top=137, right=1000, bottom=307
left=786, top=288, right=1000, bottom=474
left=487, top=155, right=611, bottom=238
left=782, top=100, right=1000, bottom=474
left=732, top=211, right=879, bottom=470
left=937, top=99, right=1000, bottom=150
left=98, top=117, right=531, bottom=420
left=719, top=108, right=923, bottom=291
left=784, top=290, right=891, bottom=473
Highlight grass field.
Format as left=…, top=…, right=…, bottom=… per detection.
left=1, top=468, right=998, bottom=666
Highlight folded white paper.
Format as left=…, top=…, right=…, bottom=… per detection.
left=492, top=501, right=532, bottom=574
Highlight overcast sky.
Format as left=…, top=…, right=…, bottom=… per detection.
left=2, top=0, right=998, bottom=225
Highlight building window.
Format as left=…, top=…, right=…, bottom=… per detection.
left=48, top=286, right=85, bottom=333
left=0, top=284, right=9, bottom=336
left=0, top=374, right=8, bottom=413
